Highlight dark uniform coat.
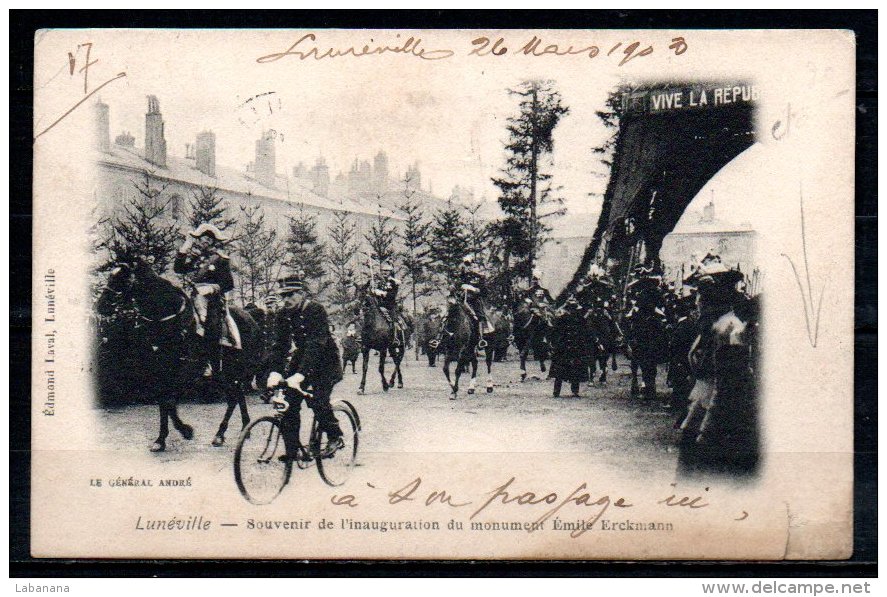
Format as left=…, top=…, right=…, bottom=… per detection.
left=526, top=280, right=554, bottom=303
left=173, top=250, right=234, bottom=292
left=269, top=298, right=343, bottom=390
left=549, top=305, right=590, bottom=383
left=377, top=276, right=400, bottom=313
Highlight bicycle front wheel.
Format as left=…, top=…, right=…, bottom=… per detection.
left=234, top=416, right=292, bottom=505
left=316, top=402, right=360, bottom=487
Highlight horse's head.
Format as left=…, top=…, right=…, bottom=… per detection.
left=96, top=262, right=136, bottom=316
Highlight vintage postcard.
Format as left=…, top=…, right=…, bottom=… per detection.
left=31, top=28, right=855, bottom=559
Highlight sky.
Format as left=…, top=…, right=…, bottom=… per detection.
left=35, top=29, right=642, bottom=234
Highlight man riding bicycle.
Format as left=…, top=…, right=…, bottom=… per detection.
left=266, top=271, right=344, bottom=460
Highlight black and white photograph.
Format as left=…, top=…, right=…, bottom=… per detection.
left=27, top=27, right=856, bottom=561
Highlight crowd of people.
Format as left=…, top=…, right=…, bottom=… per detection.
left=171, top=221, right=759, bottom=474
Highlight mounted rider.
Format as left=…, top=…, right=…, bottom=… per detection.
left=526, top=269, right=554, bottom=304
left=455, top=254, right=494, bottom=344
left=174, top=223, right=240, bottom=377
left=370, top=262, right=406, bottom=345
left=266, top=270, right=344, bottom=459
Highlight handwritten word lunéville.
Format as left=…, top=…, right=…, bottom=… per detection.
left=256, top=33, right=688, bottom=67
left=256, top=33, right=455, bottom=63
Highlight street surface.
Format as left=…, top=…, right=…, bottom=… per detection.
left=97, top=353, right=681, bottom=479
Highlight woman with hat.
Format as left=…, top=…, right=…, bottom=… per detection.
left=680, top=268, right=758, bottom=478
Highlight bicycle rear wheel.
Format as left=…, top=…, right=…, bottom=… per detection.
left=316, top=402, right=360, bottom=487
left=234, top=416, right=292, bottom=505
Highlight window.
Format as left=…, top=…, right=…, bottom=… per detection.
left=169, top=194, right=183, bottom=220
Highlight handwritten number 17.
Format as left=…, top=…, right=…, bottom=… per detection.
left=68, top=42, right=98, bottom=95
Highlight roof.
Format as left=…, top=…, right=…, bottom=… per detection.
left=95, top=144, right=401, bottom=219
left=670, top=210, right=754, bottom=235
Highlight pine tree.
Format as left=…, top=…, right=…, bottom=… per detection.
left=98, top=171, right=182, bottom=274
left=491, top=79, right=570, bottom=288
left=363, top=206, right=398, bottom=271
left=232, top=205, right=284, bottom=305
left=397, top=174, right=433, bottom=355
left=285, top=204, right=328, bottom=295
left=327, top=210, right=360, bottom=320
left=463, top=201, right=488, bottom=267
left=188, top=185, right=238, bottom=238
left=428, top=197, right=470, bottom=289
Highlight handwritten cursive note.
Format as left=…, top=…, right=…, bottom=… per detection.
left=34, top=42, right=126, bottom=142
left=256, top=32, right=688, bottom=66
left=330, top=475, right=745, bottom=539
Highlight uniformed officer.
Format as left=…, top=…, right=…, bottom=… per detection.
left=550, top=294, right=588, bottom=398
left=173, top=223, right=236, bottom=345
left=526, top=269, right=554, bottom=303
left=455, top=254, right=493, bottom=341
left=267, top=271, right=344, bottom=459
left=371, top=262, right=404, bottom=343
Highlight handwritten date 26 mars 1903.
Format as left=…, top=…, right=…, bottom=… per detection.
left=256, top=33, right=689, bottom=66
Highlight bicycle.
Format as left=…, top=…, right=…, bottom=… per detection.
left=233, top=381, right=361, bottom=505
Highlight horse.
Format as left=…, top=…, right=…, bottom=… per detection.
left=355, top=285, right=405, bottom=394
left=623, top=299, right=669, bottom=401
left=341, top=333, right=361, bottom=374
left=417, top=311, right=443, bottom=367
left=440, top=300, right=479, bottom=399
left=584, top=305, right=620, bottom=385
left=489, top=311, right=512, bottom=362
left=95, top=259, right=261, bottom=452
left=512, top=300, right=552, bottom=382
left=477, top=308, right=511, bottom=393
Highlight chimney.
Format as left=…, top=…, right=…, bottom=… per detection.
left=195, top=131, right=216, bottom=177
left=93, top=99, right=110, bottom=152
left=114, top=131, right=135, bottom=147
left=145, top=95, right=167, bottom=168
left=254, top=131, right=276, bottom=188
left=702, top=200, right=715, bottom=223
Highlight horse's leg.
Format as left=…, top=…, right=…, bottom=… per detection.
left=237, top=382, right=250, bottom=429
left=588, top=346, right=597, bottom=388
left=642, top=360, right=657, bottom=401
left=358, top=348, right=370, bottom=394
left=630, top=359, right=640, bottom=397
left=395, top=351, right=404, bottom=388
left=151, top=402, right=170, bottom=452
left=452, top=359, right=462, bottom=398
left=485, top=346, right=494, bottom=393
left=519, top=344, right=528, bottom=382
left=378, top=346, right=389, bottom=392
left=212, top=389, right=237, bottom=447
left=467, top=356, right=477, bottom=395
left=599, top=355, right=608, bottom=384
left=170, top=403, right=193, bottom=440
left=443, top=356, right=457, bottom=399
